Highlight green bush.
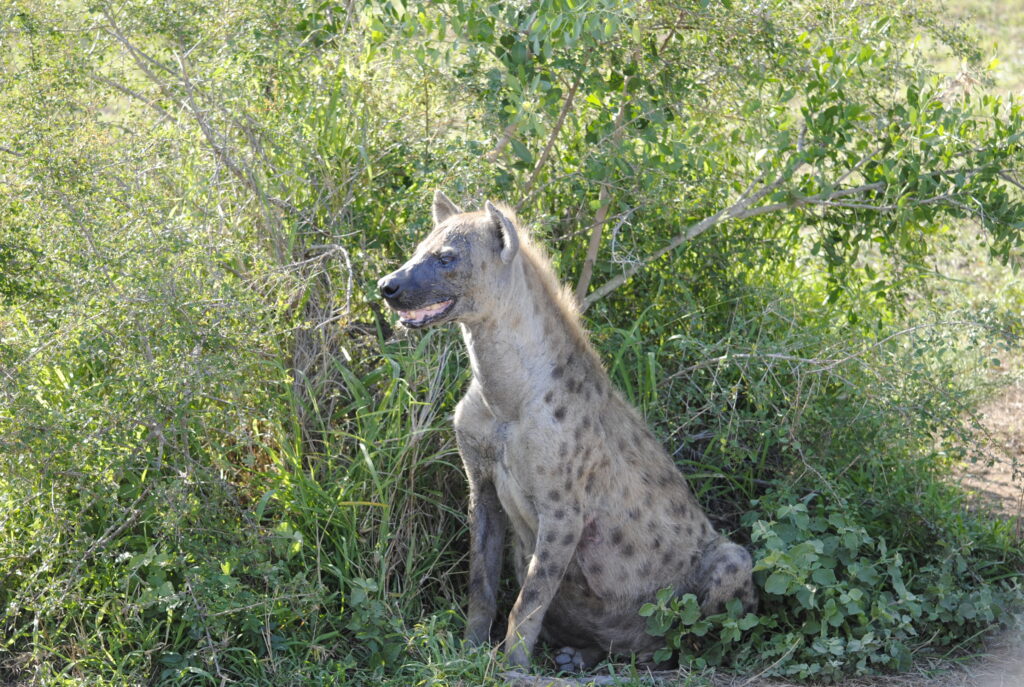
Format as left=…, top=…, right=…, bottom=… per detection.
left=643, top=497, right=1022, bottom=682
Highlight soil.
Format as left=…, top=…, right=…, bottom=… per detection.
left=947, top=380, right=1024, bottom=687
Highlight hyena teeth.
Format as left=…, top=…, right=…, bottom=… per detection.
left=400, top=299, right=453, bottom=321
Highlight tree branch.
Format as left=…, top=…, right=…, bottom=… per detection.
left=581, top=158, right=807, bottom=310
left=483, top=121, right=520, bottom=162
left=574, top=88, right=632, bottom=305
left=518, top=74, right=583, bottom=209
left=90, top=72, right=173, bottom=123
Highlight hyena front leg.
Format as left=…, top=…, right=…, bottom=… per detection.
left=503, top=508, right=584, bottom=668
left=463, top=473, right=507, bottom=645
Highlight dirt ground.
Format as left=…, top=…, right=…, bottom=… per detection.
left=959, top=383, right=1024, bottom=533
left=949, top=380, right=1024, bottom=687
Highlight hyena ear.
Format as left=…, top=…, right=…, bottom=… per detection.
left=485, top=201, right=520, bottom=264
left=433, top=190, right=461, bottom=226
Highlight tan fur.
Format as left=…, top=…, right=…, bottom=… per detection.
left=378, top=194, right=756, bottom=670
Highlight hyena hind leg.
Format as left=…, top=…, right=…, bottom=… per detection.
left=696, top=538, right=758, bottom=616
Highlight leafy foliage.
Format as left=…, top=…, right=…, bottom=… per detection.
left=644, top=498, right=1021, bottom=681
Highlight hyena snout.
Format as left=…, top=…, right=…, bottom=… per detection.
left=377, top=271, right=403, bottom=299
left=378, top=266, right=459, bottom=329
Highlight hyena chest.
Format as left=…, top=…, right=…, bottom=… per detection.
left=489, top=426, right=540, bottom=551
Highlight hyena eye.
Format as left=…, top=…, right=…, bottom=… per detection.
left=436, top=251, right=457, bottom=266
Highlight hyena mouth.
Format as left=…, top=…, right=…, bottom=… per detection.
left=394, top=299, right=455, bottom=328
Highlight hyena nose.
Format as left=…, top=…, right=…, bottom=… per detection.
left=378, top=275, right=401, bottom=299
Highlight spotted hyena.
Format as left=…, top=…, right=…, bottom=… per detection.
left=377, top=192, right=756, bottom=670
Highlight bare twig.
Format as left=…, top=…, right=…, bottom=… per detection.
left=519, top=74, right=584, bottom=209
left=185, top=578, right=230, bottom=687
left=998, top=171, right=1024, bottom=193
left=575, top=89, right=633, bottom=304
left=484, top=120, right=521, bottom=162
left=667, top=320, right=991, bottom=385
left=90, top=72, right=173, bottom=123
left=175, top=51, right=296, bottom=218
left=582, top=158, right=807, bottom=310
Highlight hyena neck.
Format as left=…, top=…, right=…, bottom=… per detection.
left=460, top=252, right=603, bottom=419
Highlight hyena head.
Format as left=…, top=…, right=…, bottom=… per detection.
left=377, top=191, right=520, bottom=328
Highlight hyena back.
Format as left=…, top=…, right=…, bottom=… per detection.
left=378, top=192, right=756, bottom=670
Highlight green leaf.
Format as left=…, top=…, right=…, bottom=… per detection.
left=765, top=572, right=790, bottom=595
left=509, top=138, right=533, bottom=165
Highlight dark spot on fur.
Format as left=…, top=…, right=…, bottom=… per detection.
left=611, top=528, right=623, bottom=545
left=585, top=473, right=596, bottom=493
left=622, top=543, right=635, bottom=557
left=661, top=550, right=674, bottom=565
left=726, top=562, right=739, bottom=575
left=546, top=531, right=557, bottom=543
left=523, top=588, right=539, bottom=605
left=553, top=406, right=566, bottom=422
left=686, top=524, right=694, bottom=536
left=617, top=438, right=628, bottom=452
left=538, top=549, right=550, bottom=562
left=548, top=489, right=561, bottom=502
left=561, top=533, right=575, bottom=546
left=639, top=562, right=652, bottom=577
left=554, top=509, right=565, bottom=520
left=559, top=442, right=568, bottom=458
left=544, top=390, right=554, bottom=404
left=672, top=500, right=689, bottom=518
left=574, top=425, right=583, bottom=442
left=582, top=416, right=591, bottom=430
left=690, top=551, right=701, bottom=567
left=552, top=365, right=565, bottom=380
left=653, top=539, right=661, bottom=550
left=563, top=476, right=572, bottom=491
left=576, top=463, right=584, bottom=479
left=628, top=507, right=640, bottom=520
left=589, top=563, right=603, bottom=577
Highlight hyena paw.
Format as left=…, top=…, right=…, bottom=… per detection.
left=552, top=647, right=593, bottom=675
